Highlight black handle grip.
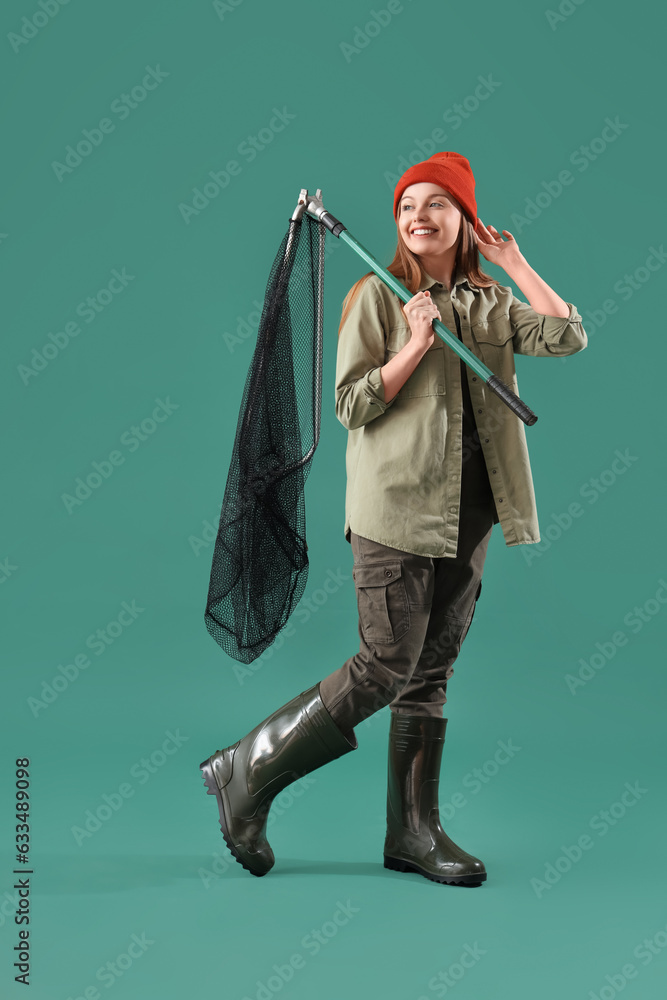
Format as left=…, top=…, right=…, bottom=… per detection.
left=486, top=375, right=538, bottom=426
left=319, top=211, right=346, bottom=237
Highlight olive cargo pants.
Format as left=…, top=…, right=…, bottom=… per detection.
left=319, top=493, right=496, bottom=731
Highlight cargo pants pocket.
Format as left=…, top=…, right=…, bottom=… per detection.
left=459, top=579, right=483, bottom=645
left=353, top=560, right=411, bottom=645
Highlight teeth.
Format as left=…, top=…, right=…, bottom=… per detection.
left=412, top=229, right=435, bottom=235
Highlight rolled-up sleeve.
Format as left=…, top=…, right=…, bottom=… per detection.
left=335, top=278, right=398, bottom=430
left=509, top=296, right=588, bottom=357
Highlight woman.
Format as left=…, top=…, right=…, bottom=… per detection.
left=200, top=151, right=587, bottom=887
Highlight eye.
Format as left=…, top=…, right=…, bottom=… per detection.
left=402, top=201, right=444, bottom=212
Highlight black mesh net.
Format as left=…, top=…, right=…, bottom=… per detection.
left=204, top=213, right=326, bottom=664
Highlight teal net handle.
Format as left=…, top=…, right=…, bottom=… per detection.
left=309, top=200, right=538, bottom=427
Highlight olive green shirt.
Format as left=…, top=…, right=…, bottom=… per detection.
left=335, top=264, right=588, bottom=558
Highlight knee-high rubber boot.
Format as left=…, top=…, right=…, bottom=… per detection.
left=383, top=713, right=486, bottom=887
left=199, top=681, right=357, bottom=877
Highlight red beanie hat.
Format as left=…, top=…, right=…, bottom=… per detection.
left=393, top=151, right=478, bottom=228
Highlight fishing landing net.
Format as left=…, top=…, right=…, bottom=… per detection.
left=204, top=210, right=326, bottom=664
left=203, top=187, right=537, bottom=667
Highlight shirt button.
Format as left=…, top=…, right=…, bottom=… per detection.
left=484, top=438, right=489, bottom=443
left=491, top=469, right=497, bottom=474
left=471, top=377, right=477, bottom=381
left=384, top=569, right=393, bottom=578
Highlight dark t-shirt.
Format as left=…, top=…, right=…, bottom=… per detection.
left=453, top=305, right=499, bottom=520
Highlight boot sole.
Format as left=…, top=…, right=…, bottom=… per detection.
left=199, top=757, right=268, bottom=878
left=384, top=854, right=486, bottom=887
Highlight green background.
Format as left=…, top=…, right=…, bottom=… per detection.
left=2, top=0, right=666, bottom=997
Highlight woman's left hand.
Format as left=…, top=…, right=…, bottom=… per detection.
left=474, top=220, right=525, bottom=272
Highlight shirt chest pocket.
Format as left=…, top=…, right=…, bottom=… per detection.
left=384, top=324, right=445, bottom=399
left=471, top=317, right=517, bottom=386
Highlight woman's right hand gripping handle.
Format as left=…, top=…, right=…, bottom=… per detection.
left=403, top=289, right=441, bottom=350
left=380, top=291, right=441, bottom=403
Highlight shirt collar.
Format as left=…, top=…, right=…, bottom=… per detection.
left=417, top=263, right=470, bottom=293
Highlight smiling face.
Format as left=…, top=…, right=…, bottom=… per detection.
left=397, top=182, right=463, bottom=259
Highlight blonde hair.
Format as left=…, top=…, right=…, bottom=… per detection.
left=337, top=210, right=499, bottom=335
